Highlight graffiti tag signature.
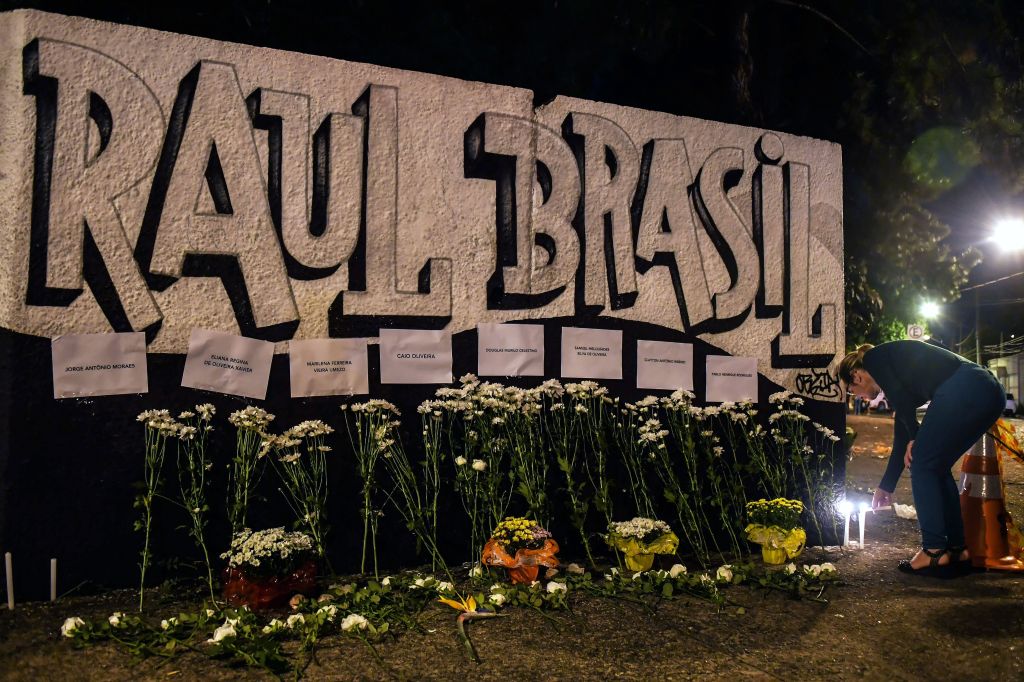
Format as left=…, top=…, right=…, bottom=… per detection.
left=795, top=368, right=841, bottom=400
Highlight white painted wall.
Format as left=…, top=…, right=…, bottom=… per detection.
left=0, top=10, right=845, bottom=398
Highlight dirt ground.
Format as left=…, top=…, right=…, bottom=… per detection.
left=2, top=413, right=1023, bottom=681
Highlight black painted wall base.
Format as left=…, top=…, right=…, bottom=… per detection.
left=0, top=320, right=844, bottom=601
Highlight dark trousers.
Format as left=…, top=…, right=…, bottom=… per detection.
left=912, top=364, right=1005, bottom=548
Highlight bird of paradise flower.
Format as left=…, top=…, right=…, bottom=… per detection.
left=438, top=594, right=503, bottom=662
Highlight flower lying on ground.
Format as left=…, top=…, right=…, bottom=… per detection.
left=61, top=617, right=85, bottom=638
left=208, top=622, right=237, bottom=643
left=340, top=613, right=369, bottom=631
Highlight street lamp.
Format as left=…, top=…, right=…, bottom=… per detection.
left=991, top=217, right=1024, bottom=252
left=919, top=301, right=940, bottom=319
left=966, top=216, right=1024, bottom=362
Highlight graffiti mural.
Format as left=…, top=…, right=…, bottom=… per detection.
left=0, top=10, right=844, bottom=396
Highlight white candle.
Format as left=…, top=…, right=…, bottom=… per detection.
left=839, top=500, right=853, bottom=547
left=50, top=558, right=57, bottom=602
left=4, top=552, right=12, bottom=610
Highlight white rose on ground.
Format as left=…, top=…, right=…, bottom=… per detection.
left=669, top=564, right=687, bottom=578
left=160, top=619, right=170, bottom=630
left=381, top=576, right=391, bottom=586
left=805, top=564, right=823, bottom=577
left=716, top=565, right=734, bottom=582
left=471, top=459, right=487, bottom=472
left=318, top=604, right=338, bottom=620
left=489, top=593, right=507, bottom=606
left=819, top=562, right=837, bottom=574
left=489, top=583, right=503, bottom=592
left=785, top=563, right=797, bottom=575
left=108, top=612, right=124, bottom=627
left=341, top=614, right=369, bottom=631
left=205, top=609, right=216, bottom=618
left=566, top=563, right=585, bottom=575
left=61, top=617, right=85, bottom=638
left=546, top=581, right=567, bottom=594
left=469, top=565, right=483, bottom=578
left=455, top=456, right=468, bottom=466
left=437, top=581, right=453, bottom=593
left=209, top=623, right=236, bottom=643
left=286, top=613, right=305, bottom=628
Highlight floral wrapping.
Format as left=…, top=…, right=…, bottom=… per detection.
left=744, top=524, right=806, bottom=564
left=222, top=560, right=317, bottom=609
left=606, top=531, right=679, bottom=572
left=481, top=538, right=560, bottom=584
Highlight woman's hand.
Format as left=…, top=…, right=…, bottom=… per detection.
left=904, top=440, right=915, bottom=468
left=872, top=488, right=893, bottom=511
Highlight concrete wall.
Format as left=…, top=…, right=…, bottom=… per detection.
left=0, top=10, right=846, bottom=596
left=0, top=10, right=844, bottom=395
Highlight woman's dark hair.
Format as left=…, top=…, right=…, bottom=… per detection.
left=838, top=344, right=874, bottom=385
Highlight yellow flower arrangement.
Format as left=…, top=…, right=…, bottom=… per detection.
left=744, top=498, right=805, bottom=564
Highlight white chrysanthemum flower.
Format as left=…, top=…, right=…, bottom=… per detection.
left=546, top=581, right=567, bottom=594
left=669, top=564, right=687, bottom=578
left=488, top=593, right=506, bottom=606
left=716, top=565, right=734, bottom=582
left=469, top=565, right=483, bottom=578
left=471, top=459, right=487, bottom=472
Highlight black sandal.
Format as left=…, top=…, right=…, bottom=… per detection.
left=947, top=544, right=975, bottom=576
left=897, top=548, right=956, bottom=578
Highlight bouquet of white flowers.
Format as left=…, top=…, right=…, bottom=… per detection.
left=605, top=517, right=679, bottom=572
left=221, top=527, right=314, bottom=577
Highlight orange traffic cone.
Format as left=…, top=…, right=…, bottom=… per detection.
left=958, top=421, right=1024, bottom=571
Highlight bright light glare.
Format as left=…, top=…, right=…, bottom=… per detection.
left=859, top=502, right=871, bottom=513
left=992, top=217, right=1024, bottom=252
left=919, top=301, right=940, bottom=319
left=838, top=500, right=853, bottom=517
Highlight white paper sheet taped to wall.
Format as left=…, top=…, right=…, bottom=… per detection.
left=288, top=338, right=370, bottom=397
left=181, top=329, right=275, bottom=400
left=51, top=332, right=148, bottom=399
left=560, top=327, right=622, bottom=380
left=705, top=355, right=758, bottom=403
left=477, top=323, right=544, bottom=377
left=636, top=340, right=693, bottom=391
left=379, top=329, right=453, bottom=384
